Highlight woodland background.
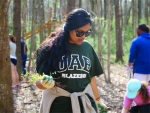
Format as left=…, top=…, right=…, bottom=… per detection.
left=0, top=0, right=150, bottom=112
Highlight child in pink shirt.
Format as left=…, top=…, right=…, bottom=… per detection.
left=121, top=79, right=150, bottom=113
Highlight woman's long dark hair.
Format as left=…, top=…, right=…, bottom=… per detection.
left=139, top=81, right=150, bottom=103
left=36, top=27, right=69, bottom=76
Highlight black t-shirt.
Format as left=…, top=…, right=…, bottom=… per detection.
left=50, top=41, right=103, bottom=113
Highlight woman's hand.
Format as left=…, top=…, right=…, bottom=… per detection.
left=41, top=75, right=55, bottom=89
left=35, top=75, right=55, bottom=89
left=121, top=106, right=130, bottom=113
left=96, top=100, right=109, bottom=113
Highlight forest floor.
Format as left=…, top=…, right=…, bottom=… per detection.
left=13, top=64, right=130, bottom=113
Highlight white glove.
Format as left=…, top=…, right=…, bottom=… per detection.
left=41, top=75, right=55, bottom=89
left=126, top=66, right=133, bottom=78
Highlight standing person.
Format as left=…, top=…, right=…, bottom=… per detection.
left=9, top=34, right=20, bottom=88
left=127, top=24, right=150, bottom=81
left=35, top=8, right=109, bottom=113
left=121, top=79, right=150, bottom=113
left=21, top=39, right=27, bottom=74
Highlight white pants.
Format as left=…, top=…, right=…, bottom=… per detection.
left=134, top=73, right=150, bottom=82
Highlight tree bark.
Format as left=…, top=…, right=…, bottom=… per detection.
left=138, top=0, right=142, bottom=24
left=67, top=0, right=75, bottom=13
left=0, top=1, right=14, bottom=112
left=114, top=0, right=124, bottom=63
left=22, top=0, right=27, bottom=39
left=132, top=0, right=137, bottom=38
left=79, top=0, right=82, bottom=8
left=107, top=0, right=111, bottom=83
left=28, top=0, right=36, bottom=72
left=39, top=0, right=45, bottom=43
left=13, top=0, right=22, bottom=76
left=96, top=0, right=107, bottom=82
left=145, top=0, right=149, bottom=24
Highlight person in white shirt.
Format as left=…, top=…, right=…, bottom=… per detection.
left=9, top=34, right=20, bottom=88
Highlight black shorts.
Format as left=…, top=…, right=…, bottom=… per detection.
left=11, top=58, right=17, bottom=65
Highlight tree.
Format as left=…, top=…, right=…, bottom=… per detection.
left=28, top=0, right=36, bottom=72
left=67, top=0, right=75, bottom=13
left=13, top=0, right=22, bottom=76
left=114, top=0, right=124, bottom=63
left=144, top=0, right=149, bottom=24
left=0, top=1, right=14, bottom=112
left=22, top=0, right=27, bottom=39
left=107, top=0, right=111, bottom=83
left=39, top=0, right=45, bottom=43
left=132, top=0, right=138, bottom=37
left=138, top=0, right=142, bottom=24
left=79, top=0, right=82, bottom=8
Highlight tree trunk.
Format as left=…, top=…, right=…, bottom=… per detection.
left=114, top=0, right=124, bottom=63
left=90, top=0, right=96, bottom=48
left=13, top=0, right=22, bottom=76
left=138, top=0, right=142, bottom=24
left=22, top=0, right=27, bottom=39
left=28, top=0, right=36, bottom=72
left=132, top=0, right=137, bottom=38
left=145, top=0, right=149, bottom=24
left=67, top=0, right=75, bottom=13
left=39, top=0, right=45, bottom=43
left=96, top=0, right=107, bottom=82
left=107, top=0, right=111, bottom=83
left=79, top=0, right=82, bottom=8
left=104, top=0, right=107, bottom=20
left=0, top=1, right=14, bottom=112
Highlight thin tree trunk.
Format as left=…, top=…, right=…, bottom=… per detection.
left=96, top=0, right=107, bottom=82
left=0, top=1, right=14, bottom=112
left=145, top=0, right=149, bottom=24
left=114, top=0, right=124, bottom=63
left=90, top=0, right=96, bottom=48
left=39, top=0, right=45, bottom=43
left=79, top=0, right=82, bottom=7
left=28, top=0, right=36, bottom=72
left=138, top=0, right=142, bottom=24
left=22, top=0, right=27, bottom=39
left=104, top=0, right=107, bottom=20
left=67, top=0, right=75, bottom=13
left=13, top=0, right=22, bottom=76
left=107, top=0, right=111, bottom=83
left=132, top=0, right=137, bottom=38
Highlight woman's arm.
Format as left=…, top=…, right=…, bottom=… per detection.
left=35, top=81, right=46, bottom=90
left=90, top=76, right=100, bottom=100
left=121, top=106, right=130, bottom=113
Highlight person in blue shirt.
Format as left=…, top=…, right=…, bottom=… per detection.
left=127, top=24, right=150, bottom=82
left=21, top=39, right=28, bottom=74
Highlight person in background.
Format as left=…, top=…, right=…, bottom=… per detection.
left=121, top=79, right=150, bottom=113
left=21, top=39, right=27, bottom=75
left=9, top=34, right=20, bottom=88
left=127, top=24, right=150, bottom=81
left=35, top=8, right=110, bottom=113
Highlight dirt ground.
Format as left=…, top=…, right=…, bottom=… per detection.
left=13, top=64, right=130, bottom=113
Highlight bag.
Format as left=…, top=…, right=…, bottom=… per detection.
left=129, top=103, right=150, bottom=113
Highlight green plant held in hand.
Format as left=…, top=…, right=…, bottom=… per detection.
left=29, top=73, right=43, bottom=83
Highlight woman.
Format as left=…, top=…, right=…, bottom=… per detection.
left=121, top=79, right=150, bottom=113
left=9, top=34, right=20, bottom=88
left=36, top=8, right=108, bottom=113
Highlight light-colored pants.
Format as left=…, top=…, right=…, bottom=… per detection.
left=134, top=73, right=150, bottom=82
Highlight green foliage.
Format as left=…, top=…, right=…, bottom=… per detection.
left=29, top=73, right=42, bottom=83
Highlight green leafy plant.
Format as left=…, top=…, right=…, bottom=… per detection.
left=29, top=73, right=43, bottom=83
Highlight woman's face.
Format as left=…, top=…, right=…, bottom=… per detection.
left=69, top=23, right=91, bottom=45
